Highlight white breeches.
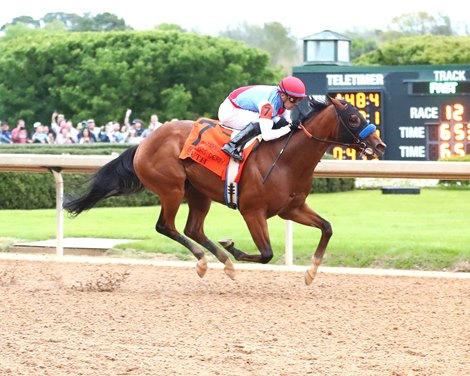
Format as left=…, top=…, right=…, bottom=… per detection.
left=218, top=98, right=259, bottom=130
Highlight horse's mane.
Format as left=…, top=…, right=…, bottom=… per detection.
left=296, top=95, right=330, bottom=124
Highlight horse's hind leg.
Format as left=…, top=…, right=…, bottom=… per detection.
left=155, top=195, right=209, bottom=278
left=184, top=186, right=236, bottom=279
left=281, top=203, right=332, bottom=285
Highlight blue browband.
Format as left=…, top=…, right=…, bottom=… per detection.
left=358, top=124, right=376, bottom=140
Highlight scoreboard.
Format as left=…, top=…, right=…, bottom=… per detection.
left=293, top=64, right=470, bottom=160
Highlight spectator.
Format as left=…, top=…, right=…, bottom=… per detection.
left=86, top=119, right=101, bottom=139
left=55, top=119, right=67, bottom=139
left=43, top=124, right=51, bottom=135
left=78, top=127, right=95, bottom=144
left=123, top=108, right=144, bottom=136
left=150, top=114, right=163, bottom=130
left=47, top=130, right=56, bottom=144
left=0, top=121, right=12, bottom=144
left=64, top=120, right=79, bottom=143
left=141, top=123, right=155, bottom=138
left=124, top=108, right=132, bottom=128
left=142, top=114, right=163, bottom=138
left=97, top=124, right=111, bottom=143
left=120, top=124, right=129, bottom=140
left=124, top=127, right=141, bottom=144
left=110, top=122, right=124, bottom=143
left=132, top=119, right=144, bottom=136
left=77, top=122, right=97, bottom=143
left=31, top=122, right=50, bottom=144
left=75, top=121, right=84, bottom=134
left=51, top=111, right=65, bottom=135
left=11, top=119, right=29, bottom=144
left=55, top=126, right=75, bottom=144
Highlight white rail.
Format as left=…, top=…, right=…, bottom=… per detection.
left=1, top=154, right=469, bottom=179
left=1, top=154, right=469, bottom=260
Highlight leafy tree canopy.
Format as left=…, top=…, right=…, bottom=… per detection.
left=1, top=12, right=130, bottom=32
left=219, top=21, right=301, bottom=74
left=0, top=30, right=279, bottom=128
left=389, top=11, right=452, bottom=36
left=353, top=35, right=470, bottom=65
left=345, top=11, right=465, bottom=60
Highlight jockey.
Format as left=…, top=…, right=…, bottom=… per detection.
left=218, top=76, right=307, bottom=162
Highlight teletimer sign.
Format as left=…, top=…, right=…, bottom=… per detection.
left=293, top=64, right=470, bottom=160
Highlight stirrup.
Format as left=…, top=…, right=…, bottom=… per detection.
left=230, top=152, right=244, bottom=162
left=222, top=145, right=243, bottom=161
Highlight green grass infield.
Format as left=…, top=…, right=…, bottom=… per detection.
left=1, top=188, right=469, bottom=271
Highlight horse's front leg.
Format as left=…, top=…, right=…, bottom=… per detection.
left=281, top=203, right=332, bottom=285
left=220, top=211, right=274, bottom=264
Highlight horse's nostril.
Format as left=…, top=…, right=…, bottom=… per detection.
left=376, top=143, right=387, bottom=154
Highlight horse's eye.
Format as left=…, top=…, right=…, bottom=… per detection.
left=349, top=115, right=361, bottom=128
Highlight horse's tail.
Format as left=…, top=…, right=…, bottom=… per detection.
left=63, top=145, right=143, bottom=216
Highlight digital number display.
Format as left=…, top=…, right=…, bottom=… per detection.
left=294, top=64, right=470, bottom=160
left=328, top=91, right=383, bottom=160
left=427, top=103, right=470, bottom=159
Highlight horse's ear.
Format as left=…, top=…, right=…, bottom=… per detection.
left=328, top=95, right=347, bottom=110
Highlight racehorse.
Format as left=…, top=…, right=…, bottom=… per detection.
left=64, top=96, right=386, bottom=285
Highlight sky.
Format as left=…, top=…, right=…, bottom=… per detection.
left=0, top=0, right=468, bottom=38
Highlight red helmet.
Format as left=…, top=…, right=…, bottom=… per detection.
left=278, top=76, right=307, bottom=98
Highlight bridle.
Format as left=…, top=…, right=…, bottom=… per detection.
left=298, top=102, right=375, bottom=156
left=263, top=100, right=377, bottom=183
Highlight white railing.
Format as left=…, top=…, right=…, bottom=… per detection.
left=1, top=154, right=469, bottom=260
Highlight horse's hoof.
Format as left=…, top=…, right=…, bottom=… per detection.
left=304, top=270, right=316, bottom=285
left=196, top=257, right=208, bottom=278
left=223, top=259, right=236, bottom=280
left=218, top=238, right=234, bottom=249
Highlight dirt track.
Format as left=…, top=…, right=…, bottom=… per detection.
left=0, top=258, right=468, bottom=376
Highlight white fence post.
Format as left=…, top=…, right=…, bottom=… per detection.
left=50, top=168, right=64, bottom=257
left=284, top=220, right=293, bottom=265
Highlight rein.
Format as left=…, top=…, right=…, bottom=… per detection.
left=262, top=130, right=294, bottom=184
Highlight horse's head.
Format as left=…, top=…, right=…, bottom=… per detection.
left=328, top=96, right=386, bottom=159
left=298, top=96, right=386, bottom=159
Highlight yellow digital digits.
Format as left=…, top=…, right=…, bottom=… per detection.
left=439, top=103, right=469, bottom=158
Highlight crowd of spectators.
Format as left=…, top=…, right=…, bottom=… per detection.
left=0, top=109, right=164, bottom=145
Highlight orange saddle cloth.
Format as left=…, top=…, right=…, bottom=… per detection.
left=179, top=118, right=258, bottom=182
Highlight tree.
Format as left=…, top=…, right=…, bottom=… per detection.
left=73, top=12, right=130, bottom=32
left=342, top=11, right=466, bottom=61
left=389, top=12, right=452, bottom=36
left=1, top=12, right=131, bottom=34
left=0, top=31, right=280, bottom=127
left=154, top=23, right=186, bottom=32
left=0, top=16, right=40, bottom=31
left=341, top=28, right=381, bottom=60
left=219, top=22, right=301, bottom=74
left=353, top=35, right=470, bottom=65
left=42, top=12, right=83, bottom=30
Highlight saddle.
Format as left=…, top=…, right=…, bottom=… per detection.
left=179, top=118, right=259, bottom=180
left=179, top=118, right=260, bottom=209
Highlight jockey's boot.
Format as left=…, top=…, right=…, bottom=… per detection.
left=221, top=122, right=261, bottom=162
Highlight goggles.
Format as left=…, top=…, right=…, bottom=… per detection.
left=287, top=96, right=302, bottom=104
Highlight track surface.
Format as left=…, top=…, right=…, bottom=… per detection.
left=0, top=257, right=468, bottom=376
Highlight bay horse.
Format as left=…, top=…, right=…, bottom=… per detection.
left=64, top=96, right=386, bottom=285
